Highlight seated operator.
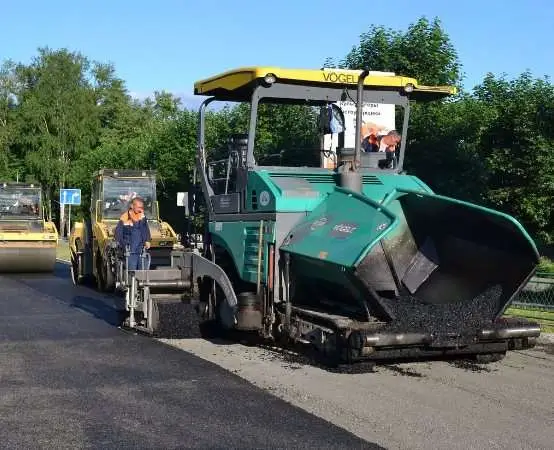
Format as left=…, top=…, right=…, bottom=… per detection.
left=362, top=129, right=401, bottom=153
left=114, top=196, right=151, bottom=271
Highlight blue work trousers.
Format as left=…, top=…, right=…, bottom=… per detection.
left=127, top=252, right=150, bottom=271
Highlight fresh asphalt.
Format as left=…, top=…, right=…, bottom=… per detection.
left=0, top=263, right=378, bottom=449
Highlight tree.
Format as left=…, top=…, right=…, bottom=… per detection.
left=13, top=47, right=99, bottom=226
left=0, top=60, right=21, bottom=180
left=212, top=102, right=320, bottom=165
left=330, top=16, right=462, bottom=87
left=474, top=72, right=554, bottom=243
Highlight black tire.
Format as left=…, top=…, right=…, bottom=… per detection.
left=95, top=254, right=104, bottom=291
left=70, top=255, right=80, bottom=286
left=70, top=239, right=84, bottom=286
left=103, top=256, right=115, bottom=292
left=96, top=254, right=113, bottom=292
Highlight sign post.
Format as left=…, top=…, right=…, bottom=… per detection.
left=59, top=189, right=82, bottom=237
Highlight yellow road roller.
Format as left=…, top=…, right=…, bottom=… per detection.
left=69, top=169, right=181, bottom=291
left=0, top=182, right=58, bottom=273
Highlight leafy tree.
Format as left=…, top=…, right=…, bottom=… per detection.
left=474, top=72, right=554, bottom=243
left=13, top=47, right=99, bottom=225
left=329, top=16, right=462, bottom=87
left=404, top=94, right=491, bottom=201
left=0, top=60, right=22, bottom=180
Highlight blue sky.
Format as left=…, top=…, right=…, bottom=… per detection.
left=3, top=0, right=553, bottom=109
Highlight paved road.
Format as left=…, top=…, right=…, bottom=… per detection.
left=0, top=264, right=377, bottom=449
left=165, top=335, right=554, bottom=450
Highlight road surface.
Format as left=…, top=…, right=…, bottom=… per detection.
left=163, top=332, right=554, bottom=450
left=5, top=262, right=553, bottom=449
left=0, top=264, right=376, bottom=449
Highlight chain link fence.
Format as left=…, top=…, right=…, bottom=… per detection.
left=511, top=272, right=554, bottom=311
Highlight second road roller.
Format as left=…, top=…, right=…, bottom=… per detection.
left=0, top=182, right=58, bottom=273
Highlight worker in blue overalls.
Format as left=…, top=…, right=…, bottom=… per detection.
left=114, top=196, right=151, bottom=271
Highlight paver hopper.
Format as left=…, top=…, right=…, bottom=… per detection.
left=0, top=182, right=58, bottom=273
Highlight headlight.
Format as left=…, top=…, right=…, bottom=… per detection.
left=264, top=73, right=276, bottom=84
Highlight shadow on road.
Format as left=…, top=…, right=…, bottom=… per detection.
left=7, top=262, right=126, bottom=329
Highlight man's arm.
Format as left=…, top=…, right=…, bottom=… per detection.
left=143, top=220, right=151, bottom=249
left=114, top=220, right=123, bottom=246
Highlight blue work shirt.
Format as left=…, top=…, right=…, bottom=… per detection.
left=115, top=212, right=151, bottom=254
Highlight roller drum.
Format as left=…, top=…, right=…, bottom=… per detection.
left=0, top=242, right=57, bottom=273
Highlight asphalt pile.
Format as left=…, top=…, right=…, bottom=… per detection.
left=379, top=284, right=503, bottom=339
left=154, top=302, right=203, bottom=338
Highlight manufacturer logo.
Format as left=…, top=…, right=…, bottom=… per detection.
left=310, top=216, right=329, bottom=231
left=330, top=222, right=358, bottom=239
left=259, top=190, right=270, bottom=207
left=322, top=72, right=357, bottom=84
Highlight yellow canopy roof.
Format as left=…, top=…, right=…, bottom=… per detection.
left=193, top=66, right=457, bottom=100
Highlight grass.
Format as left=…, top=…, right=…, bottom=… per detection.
left=504, top=307, right=554, bottom=333
left=56, top=239, right=71, bottom=261
left=537, top=256, right=554, bottom=275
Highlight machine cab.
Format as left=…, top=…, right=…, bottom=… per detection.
left=90, top=169, right=159, bottom=227
left=191, top=66, right=456, bottom=220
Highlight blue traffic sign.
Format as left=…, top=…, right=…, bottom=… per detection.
left=60, top=188, right=81, bottom=206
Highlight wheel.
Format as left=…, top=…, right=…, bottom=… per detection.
left=95, top=254, right=103, bottom=291
left=103, top=255, right=115, bottom=292
left=96, top=253, right=115, bottom=293
left=70, top=254, right=80, bottom=285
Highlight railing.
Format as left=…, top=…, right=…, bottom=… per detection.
left=512, top=272, right=554, bottom=311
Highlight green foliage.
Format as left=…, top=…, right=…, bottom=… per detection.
left=1, top=14, right=553, bottom=249
left=0, top=59, right=20, bottom=180
left=332, top=16, right=462, bottom=87
left=537, top=257, right=554, bottom=274
left=473, top=72, right=554, bottom=243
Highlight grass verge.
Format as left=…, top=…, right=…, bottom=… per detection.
left=504, top=307, right=554, bottom=333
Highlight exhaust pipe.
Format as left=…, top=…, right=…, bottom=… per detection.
left=339, top=69, right=369, bottom=194
left=354, top=69, right=370, bottom=167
